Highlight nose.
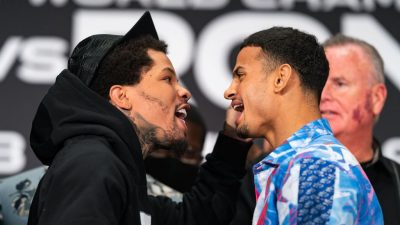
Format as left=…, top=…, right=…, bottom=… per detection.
left=178, top=85, right=192, bottom=102
left=320, top=82, right=332, bottom=103
left=224, top=81, right=237, bottom=100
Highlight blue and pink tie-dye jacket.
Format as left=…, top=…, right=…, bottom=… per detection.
left=252, top=118, right=383, bottom=225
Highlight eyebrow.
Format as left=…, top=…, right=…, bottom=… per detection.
left=162, top=67, right=176, bottom=75
left=331, top=76, right=346, bottom=81
left=162, top=67, right=179, bottom=82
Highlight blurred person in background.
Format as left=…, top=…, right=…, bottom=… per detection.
left=321, top=34, right=400, bottom=225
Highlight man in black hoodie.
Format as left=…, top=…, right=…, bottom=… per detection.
left=28, top=11, right=251, bottom=225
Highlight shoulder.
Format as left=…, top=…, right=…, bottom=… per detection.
left=281, top=144, right=363, bottom=186
left=56, top=136, right=119, bottom=166
left=381, top=155, right=400, bottom=173
left=46, top=136, right=129, bottom=185
left=293, top=135, right=359, bottom=170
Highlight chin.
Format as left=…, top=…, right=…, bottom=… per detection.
left=154, top=129, right=188, bottom=154
left=236, top=124, right=250, bottom=139
left=160, top=138, right=188, bottom=155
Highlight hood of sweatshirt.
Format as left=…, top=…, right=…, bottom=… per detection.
left=30, top=69, right=145, bottom=182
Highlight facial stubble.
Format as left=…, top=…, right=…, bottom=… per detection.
left=132, top=91, right=188, bottom=156
left=236, top=123, right=250, bottom=139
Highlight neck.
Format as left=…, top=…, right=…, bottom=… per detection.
left=135, top=129, right=154, bottom=158
left=336, top=129, right=374, bottom=163
left=265, top=100, right=321, bottom=149
left=118, top=107, right=155, bottom=158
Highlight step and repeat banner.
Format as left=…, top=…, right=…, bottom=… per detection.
left=0, top=0, right=399, bottom=176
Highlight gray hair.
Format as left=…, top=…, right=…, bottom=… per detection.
left=323, top=34, right=385, bottom=84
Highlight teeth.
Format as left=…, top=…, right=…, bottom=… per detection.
left=233, top=104, right=243, bottom=111
left=177, top=108, right=187, bottom=119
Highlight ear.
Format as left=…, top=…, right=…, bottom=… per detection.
left=273, top=64, right=292, bottom=93
left=371, top=83, right=387, bottom=116
left=109, top=85, right=132, bottom=110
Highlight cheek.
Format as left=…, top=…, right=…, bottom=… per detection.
left=244, top=88, right=261, bottom=110
left=363, top=91, right=374, bottom=114
left=352, top=106, right=363, bottom=124
left=351, top=91, right=373, bottom=124
left=244, top=86, right=269, bottom=120
left=134, top=96, right=175, bottom=128
left=142, top=91, right=171, bottom=113
left=337, top=91, right=359, bottom=113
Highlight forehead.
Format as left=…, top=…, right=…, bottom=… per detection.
left=325, top=45, right=373, bottom=81
left=147, top=49, right=174, bottom=68
left=236, top=46, right=265, bottom=66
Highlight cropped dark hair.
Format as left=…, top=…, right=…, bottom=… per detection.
left=90, top=35, right=167, bottom=98
left=240, top=27, right=329, bottom=103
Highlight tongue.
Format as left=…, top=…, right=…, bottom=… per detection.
left=175, top=112, right=184, bottom=120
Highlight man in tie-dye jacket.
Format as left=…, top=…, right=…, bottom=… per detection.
left=224, top=26, right=383, bottom=224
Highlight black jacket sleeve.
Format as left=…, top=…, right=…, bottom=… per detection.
left=229, top=169, right=256, bottom=225
left=229, top=153, right=268, bottom=225
left=148, top=132, right=251, bottom=225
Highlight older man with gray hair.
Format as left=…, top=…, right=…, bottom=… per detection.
left=320, top=34, right=400, bottom=225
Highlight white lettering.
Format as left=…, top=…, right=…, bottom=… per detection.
left=323, top=0, right=361, bottom=11
left=242, top=0, right=389, bottom=11
left=157, top=0, right=185, bottom=8
left=74, top=0, right=114, bottom=7
left=280, top=0, right=322, bottom=11
left=194, top=12, right=331, bottom=108
left=31, top=0, right=114, bottom=7
left=115, top=0, right=152, bottom=7
left=17, top=37, right=68, bottom=84
left=342, top=14, right=400, bottom=90
left=31, top=0, right=226, bottom=8
left=362, top=0, right=399, bottom=11
left=0, top=37, right=22, bottom=82
left=362, top=0, right=376, bottom=10
left=28, top=0, right=400, bottom=10
left=382, top=137, right=400, bottom=164
left=377, top=0, right=395, bottom=7
left=0, top=131, right=26, bottom=174
left=242, top=0, right=278, bottom=9
left=190, top=0, right=229, bottom=9
left=29, top=0, right=69, bottom=7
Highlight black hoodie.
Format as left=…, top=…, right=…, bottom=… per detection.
left=28, top=70, right=251, bottom=225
